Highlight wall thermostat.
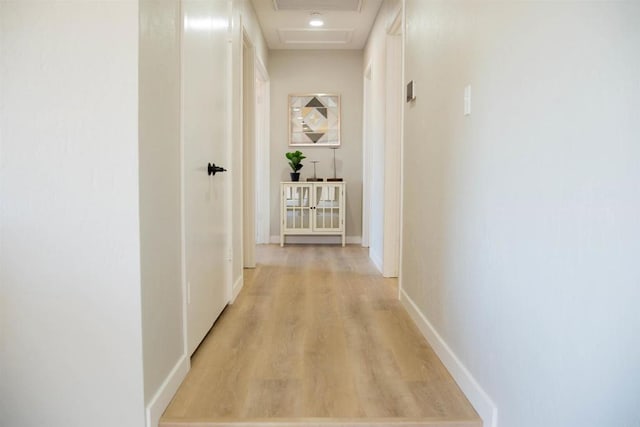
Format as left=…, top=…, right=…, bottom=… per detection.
left=406, top=80, right=416, bottom=102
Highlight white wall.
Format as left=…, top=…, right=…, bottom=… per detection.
left=1, top=1, right=269, bottom=425
left=269, top=50, right=363, bottom=242
left=401, top=1, right=640, bottom=427
left=0, top=2, right=145, bottom=426
left=138, top=0, right=184, bottom=419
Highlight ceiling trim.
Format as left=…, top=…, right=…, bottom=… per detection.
left=277, top=28, right=354, bottom=45
left=253, top=0, right=382, bottom=50
left=272, top=0, right=363, bottom=12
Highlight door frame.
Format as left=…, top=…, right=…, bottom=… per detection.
left=361, top=5, right=404, bottom=276
left=382, top=5, right=403, bottom=277
left=242, top=31, right=256, bottom=268
left=361, top=63, right=373, bottom=248
left=254, top=56, right=270, bottom=245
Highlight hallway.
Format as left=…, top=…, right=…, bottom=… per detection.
left=160, top=245, right=479, bottom=426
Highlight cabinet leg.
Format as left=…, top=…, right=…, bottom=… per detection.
left=342, top=235, right=345, bottom=247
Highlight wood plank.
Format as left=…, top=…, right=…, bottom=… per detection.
left=160, top=418, right=480, bottom=427
left=161, top=245, right=480, bottom=426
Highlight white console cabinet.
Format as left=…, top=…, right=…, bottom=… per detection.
left=280, top=182, right=345, bottom=246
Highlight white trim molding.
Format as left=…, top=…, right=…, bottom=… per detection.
left=231, top=275, right=244, bottom=304
left=400, top=289, right=498, bottom=427
left=145, top=355, right=190, bottom=427
left=269, top=235, right=362, bottom=245
left=370, top=248, right=383, bottom=275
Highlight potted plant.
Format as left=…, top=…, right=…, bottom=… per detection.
left=285, top=150, right=305, bottom=181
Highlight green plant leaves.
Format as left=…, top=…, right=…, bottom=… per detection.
left=285, top=150, right=305, bottom=172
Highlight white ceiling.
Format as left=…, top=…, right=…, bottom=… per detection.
left=250, top=0, right=383, bottom=50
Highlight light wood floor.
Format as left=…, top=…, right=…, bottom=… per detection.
left=161, top=245, right=480, bottom=427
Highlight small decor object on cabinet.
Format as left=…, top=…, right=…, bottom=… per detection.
left=307, top=160, right=323, bottom=181
left=285, top=150, right=305, bottom=182
left=327, top=147, right=343, bottom=182
left=281, top=181, right=345, bottom=246
left=289, top=94, right=340, bottom=147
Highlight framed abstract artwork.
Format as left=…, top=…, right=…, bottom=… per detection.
left=289, top=94, right=341, bottom=147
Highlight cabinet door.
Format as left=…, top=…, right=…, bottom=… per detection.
left=313, top=183, right=343, bottom=231
left=283, top=184, right=313, bottom=231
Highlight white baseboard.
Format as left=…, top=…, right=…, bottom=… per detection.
left=370, top=248, right=383, bottom=274
left=145, top=354, right=190, bottom=427
left=231, top=274, right=243, bottom=304
left=269, top=235, right=362, bottom=245
left=347, top=236, right=362, bottom=245
left=400, top=288, right=498, bottom=427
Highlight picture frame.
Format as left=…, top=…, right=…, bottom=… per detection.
left=289, top=93, right=341, bottom=147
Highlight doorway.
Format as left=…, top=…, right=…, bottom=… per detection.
left=254, top=59, right=270, bottom=245
left=382, top=7, right=403, bottom=277
left=242, top=33, right=256, bottom=269
left=362, top=64, right=373, bottom=249
left=361, top=4, right=403, bottom=278
left=242, top=31, right=271, bottom=268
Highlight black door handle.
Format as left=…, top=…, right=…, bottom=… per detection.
left=208, top=163, right=227, bottom=176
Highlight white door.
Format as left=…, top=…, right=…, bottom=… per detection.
left=182, top=0, right=231, bottom=355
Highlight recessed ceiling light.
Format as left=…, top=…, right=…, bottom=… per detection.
left=309, top=13, right=324, bottom=27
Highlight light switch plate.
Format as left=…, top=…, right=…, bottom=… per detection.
left=464, top=85, right=471, bottom=115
